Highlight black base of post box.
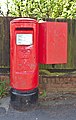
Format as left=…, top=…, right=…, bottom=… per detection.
left=10, top=88, right=39, bottom=111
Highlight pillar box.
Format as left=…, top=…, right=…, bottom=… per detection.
left=10, top=18, right=39, bottom=109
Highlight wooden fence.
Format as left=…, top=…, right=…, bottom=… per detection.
left=0, top=17, right=13, bottom=68
left=0, top=17, right=76, bottom=70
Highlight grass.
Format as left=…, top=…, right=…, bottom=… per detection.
left=39, top=90, right=47, bottom=98
left=39, top=69, right=66, bottom=76
left=0, top=79, right=10, bottom=98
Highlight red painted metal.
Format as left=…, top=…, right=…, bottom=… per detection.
left=10, top=18, right=39, bottom=91
left=39, top=21, right=67, bottom=64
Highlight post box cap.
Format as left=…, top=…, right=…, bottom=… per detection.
left=11, top=18, right=38, bottom=23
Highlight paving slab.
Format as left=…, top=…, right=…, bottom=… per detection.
left=0, top=93, right=76, bottom=120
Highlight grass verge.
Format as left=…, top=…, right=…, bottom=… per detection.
left=0, top=79, right=10, bottom=98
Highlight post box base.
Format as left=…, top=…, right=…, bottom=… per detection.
left=10, top=88, right=39, bottom=111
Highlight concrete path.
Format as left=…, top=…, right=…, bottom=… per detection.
left=0, top=93, right=76, bottom=120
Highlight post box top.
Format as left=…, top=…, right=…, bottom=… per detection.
left=11, top=18, right=38, bottom=23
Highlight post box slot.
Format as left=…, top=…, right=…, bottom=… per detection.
left=15, top=27, right=33, bottom=46
left=16, top=28, right=33, bottom=31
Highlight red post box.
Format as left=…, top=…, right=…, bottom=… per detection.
left=39, top=21, right=67, bottom=64
left=10, top=18, right=39, bottom=109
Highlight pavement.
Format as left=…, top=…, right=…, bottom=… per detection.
left=0, top=93, right=76, bottom=120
